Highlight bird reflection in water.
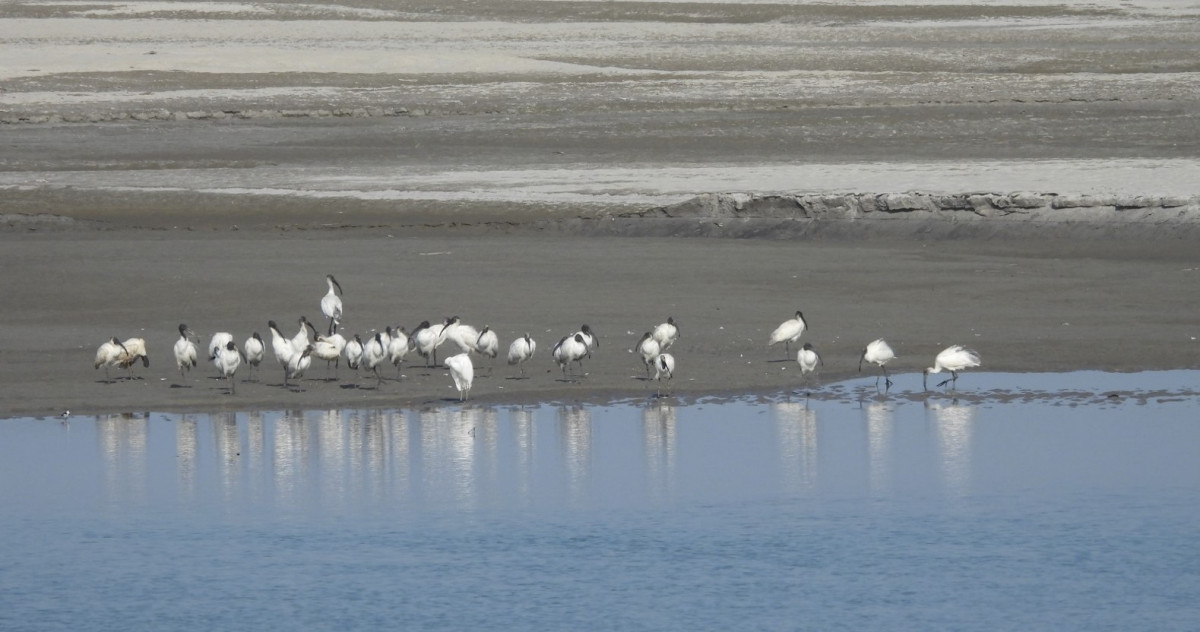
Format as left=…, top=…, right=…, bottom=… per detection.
left=772, top=401, right=818, bottom=494
left=97, top=412, right=149, bottom=504
left=511, top=407, right=536, bottom=506
left=862, top=400, right=895, bottom=496
left=643, top=400, right=677, bottom=502
left=926, top=398, right=976, bottom=498
left=558, top=405, right=592, bottom=506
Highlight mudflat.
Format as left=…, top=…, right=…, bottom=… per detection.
left=1, top=225, right=1196, bottom=418
left=1, top=0, right=1197, bottom=417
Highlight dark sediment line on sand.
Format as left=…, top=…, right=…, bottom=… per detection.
left=4, top=190, right=1200, bottom=242
left=577, top=191, right=1200, bottom=240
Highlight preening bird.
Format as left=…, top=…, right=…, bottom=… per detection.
left=363, top=332, right=388, bottom=385
left=475, top=326, right=499, bottom=375
left=116, top=338, right=149, bottom=378
left=320, top=274, right=343, bottom=336
left=440, top=316, right=481, bottom=355
left=410, top=320, right=442, bottom=367
left=288, top=344, right=314, bottom=384
left=635, top=332, right=661, bottom=378
left=859, top=338, right=896, bottom=390
left=208, top=332, right=233, bottom=373
left=476, top=326, right=499, bottom=358
left=923, top=345, right=982, bottom=391
left=768, top=310, right=808, bottom=358
left=244, top=332, right=265, bottom=381
left=652, top=317, right=679, bottom=351
left=552, top=333, right=589, bottom=380
left=94, top=336, right=129, bottom=381
left=444, top=353, right=474, bottom=401
left=173, top=324, right=198, bottom=381
left=267, top=320, right=295, bottom=386
left=291, top=316, right=317, bottom=356
left=214, top=340, right=245, bottom=394
left=653, top=353, right=675, bottom=397
left=387, top=326, right=410, bottom=378
left=344, top=333, right=364, bottom=371
left=312, top=330, right=347, bottom=376
left=576, top=324, right=599, bottom=358
left=796, top=342, right=822, bottom=384
left=506, top=333, right=537, bottom=378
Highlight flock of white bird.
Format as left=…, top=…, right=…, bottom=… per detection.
left=95, top=275, right=983, bottom=400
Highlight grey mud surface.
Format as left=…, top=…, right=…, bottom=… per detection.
left=0, top=0, right=1197, bottom=416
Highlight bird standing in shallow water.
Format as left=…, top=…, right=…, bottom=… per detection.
left=768, top=311, right=808, bottom=359
left=924, top=345, right=982, bottom=391
left=321, top=274, right=343, bottom=336
left=859, top=338, right=896, bottom=390
left=173, top=324, right=198, bottom=382
left=444, top=353, right=474, bottom=401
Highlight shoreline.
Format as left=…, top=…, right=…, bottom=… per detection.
left=2, top=222, right=1197, bottom=420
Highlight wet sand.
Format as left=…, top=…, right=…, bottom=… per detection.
left=1, top=0, right=1198, bottom=417
left=1, top=221, right=1197, bottom=418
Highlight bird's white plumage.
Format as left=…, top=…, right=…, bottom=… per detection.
left=94, top=336, right=127, bottom=380
left=859, top=338, right=896, bottom=389
left=652, top=317, right=679, bottom=351
left=476, top=326, right=499, bottom=359
left=291, top=317, right=315, bottom=356
left=924, top=345, right=982, bottom=390
left=768, top=311, right=808, bottom=354
left=244, top=332, right=265, bottom=380
left=388, top=327, right=409, bottom=374
left=288, top=344, right=314, bottom=381
left=363, top=332, right=388, bottom=383
left=344, top=334, right=364, bottom=370
left=214, top=340, right=244, bottom=394
left=444, top=352, right=474, bottom=400
left=654, top=352, right=675, bottom=396
left=506, top=334, right=537, bottom=377
left=268, top=320, right=294, bottom=384
left=860, top=338, right=895, bottom=370
left=553, top=333, right=589, bottom=377
left=174, top=324, right=198, bottom=379
left=796, top=342, right=821, bottom=376
left=320, top=274, right=343, bottom=334
left=208, top=332, right=233, bottom=367
left=410, top=321, right=443, bottom=366
left=313, top=332, right=346, bottom=369
left=575, top=324, right=599, bottom=356
left=635, top=332, right=661, bottom=377
left=441, top=317, right=481, bottom=355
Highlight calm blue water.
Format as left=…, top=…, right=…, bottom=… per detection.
left=2, top=372, right=1199, bottom=631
